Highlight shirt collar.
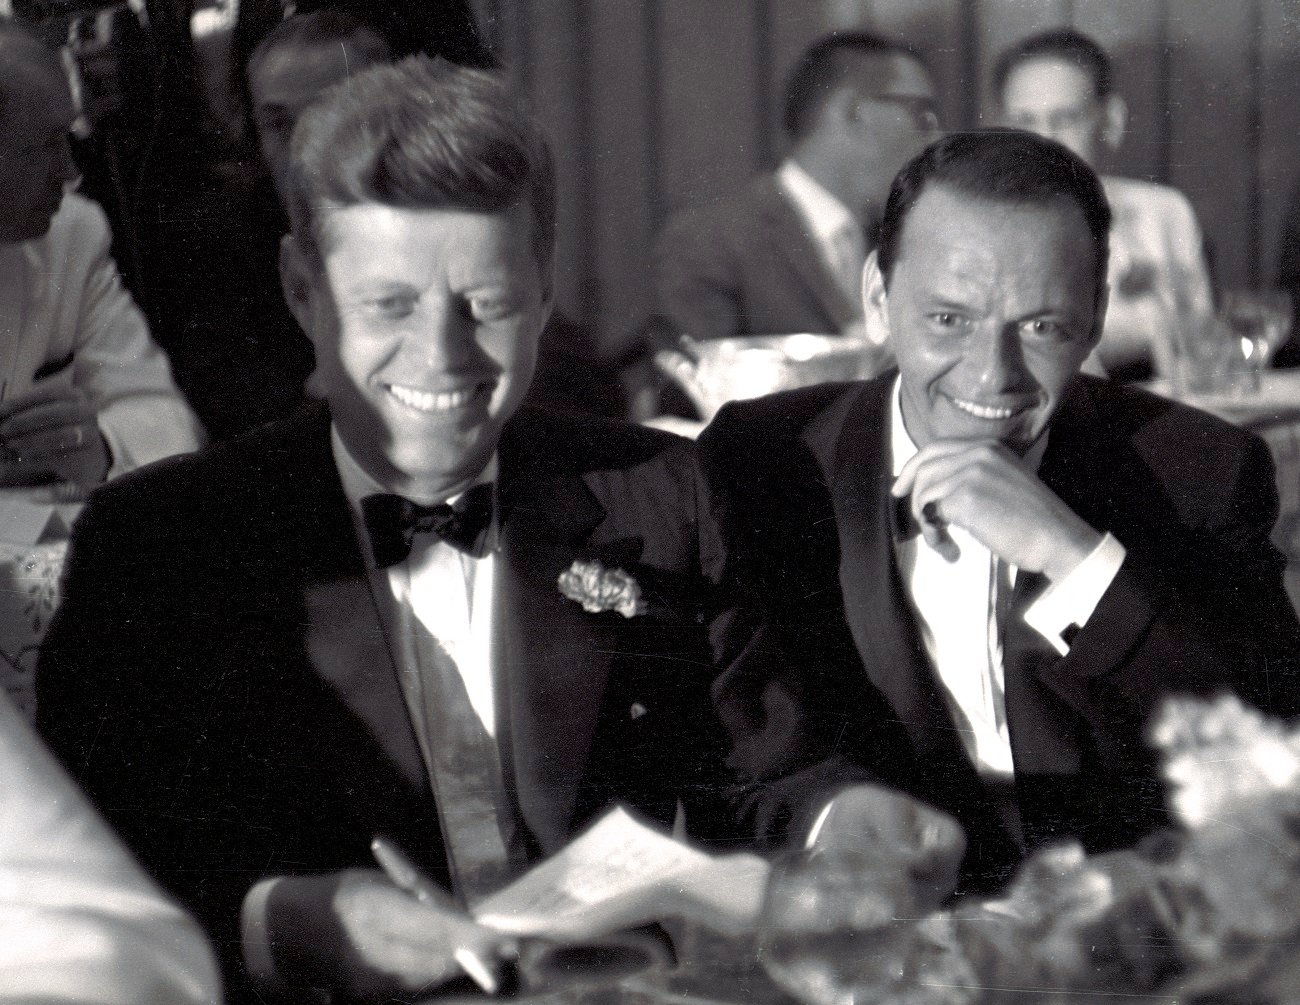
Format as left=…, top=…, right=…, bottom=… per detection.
left=777, top=159, right=858, bottom=246
left=888, top=375, right=1048, bottom=477
left=331, top=425, right=499, bottom=568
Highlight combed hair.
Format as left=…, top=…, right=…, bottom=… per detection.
left=877, top=129, right=1111, bottom=288
left=783, top=30, right=925, bottom=139
left=286, top=55, right=556, bottom=271
left=992, top=27, right=1113, bottom=100
left=248, top=9, right=392, bottom=82
left=0, top=23, right=60, bottom=124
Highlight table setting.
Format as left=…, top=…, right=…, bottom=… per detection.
left=427, top=689, right=1300, bottom=1005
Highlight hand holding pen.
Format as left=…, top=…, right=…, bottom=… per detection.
left=262, top=862, right=510, bottom=1001
left=371, top=836, right=511, bottom=994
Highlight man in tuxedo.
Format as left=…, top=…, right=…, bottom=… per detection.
left=650, top=31, right=938, bottom=344
left=38, top=57, right=746, bottom=1002
left=692, top=130, right=1300, bottom=891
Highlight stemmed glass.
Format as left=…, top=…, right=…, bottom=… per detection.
left=1221, top=289, right=1293, bottom=378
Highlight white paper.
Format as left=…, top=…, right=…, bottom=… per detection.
left=472, top=806, right=769, bottom=941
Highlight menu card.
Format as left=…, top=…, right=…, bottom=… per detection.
left=472, top=806, right=769, bottom=942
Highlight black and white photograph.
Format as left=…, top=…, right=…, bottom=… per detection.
left=2, top=1, right=1300, bottom=1002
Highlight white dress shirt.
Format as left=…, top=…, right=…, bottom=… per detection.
left=331, top=428, right=501, bottom=742
left=889, top=378, right=1127, bottom=779
left=1098, top=176, right=1214, bottom=377
left=777, top=159, right=865, bottom=308
left=243, top=432, right=508, bottom=984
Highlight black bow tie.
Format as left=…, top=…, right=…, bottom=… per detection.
left=892, top=495, right=947, bottom=543
left=892, top=493, right=920, bottom=541
left=361, top=483, right=495, bottom=568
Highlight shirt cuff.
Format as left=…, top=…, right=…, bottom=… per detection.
left=1023, top=533, right=1127, bottom=656
left=241, top=876, right=285, bottom=993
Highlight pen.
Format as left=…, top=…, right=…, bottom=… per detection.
left=370, top=835, right=500, bottom=994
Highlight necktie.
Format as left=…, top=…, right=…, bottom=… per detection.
left=830, top=221, right=867, bottom=311
left=362, top=483, right=495, bottom=568
left=410, top=624, right=527, bottom=903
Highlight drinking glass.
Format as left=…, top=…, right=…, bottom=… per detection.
left=756, top=848, right=922, bottom=1005
left=1171, top=316, right=1241, bottom=397
left=1220, top=290, right=1294, bottom=393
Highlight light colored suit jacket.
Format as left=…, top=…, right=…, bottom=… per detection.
left=0, top=194, right=202, bottom=476
left=0, top=687, right=220, bottom=1004
left=1100, top=176, right=1214, bottom=376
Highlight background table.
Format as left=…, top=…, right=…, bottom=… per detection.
left=1147, top=371, right=1300, bottom=612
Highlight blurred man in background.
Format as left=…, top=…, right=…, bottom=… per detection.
left=0, top=24, right=200, bottom=487
left=995, top=27, right=1214, bottom=381
left=652, top=31, right=938, bottom=346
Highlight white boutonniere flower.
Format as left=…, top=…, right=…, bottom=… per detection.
left=557, top=560, right=647, bottom=618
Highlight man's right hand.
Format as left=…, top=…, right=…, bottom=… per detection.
left=892, top=439, right=1103, bottom=582
left=266, top=869, right=508, bottom=1000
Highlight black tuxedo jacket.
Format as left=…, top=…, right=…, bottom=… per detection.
left=693, top=374, right=1300, bottom=891
left=36, top=403, right=739, bottom=995
left=652, top=174, right=861, bottom=341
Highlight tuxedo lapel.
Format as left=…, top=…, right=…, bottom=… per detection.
left=494, top=444, right=624, bottom=853
left=277, top=410, right=429, bottom=797
left=802, top=381, right=964, bottom=763
left=0, top=244, right=30, bottom=394
left=800, top=382, right=1011, bottom=872
left=759, top=179, right=860, bottom=332
left=1005, top=379, right=1148, bottom=774
left=302, top=573, right=430, bottom=795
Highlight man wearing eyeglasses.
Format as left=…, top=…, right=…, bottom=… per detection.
left=995, top=28, right=1214, bottom=381
left=651, top=31, right=939, bottom=345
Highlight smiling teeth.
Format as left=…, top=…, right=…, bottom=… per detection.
left=388, top=385, right=475, bottom=412
left=951, top=397, right=1015, bottom=420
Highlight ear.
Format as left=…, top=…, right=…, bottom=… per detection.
left=1088, top=279, right=1109, bottom=352
left=1100, top=93, right=1127, bottom=153
left=862, top=249, right=891, bottom=348
left=279, top=234, right=318, bottom=341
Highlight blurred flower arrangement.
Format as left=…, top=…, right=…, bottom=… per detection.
left=758, top=694, right=1300, bottom=1004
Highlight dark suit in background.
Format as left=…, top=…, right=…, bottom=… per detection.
left=652, top=175, right=861, bottom=342
left=36, top=403, right=742, bottom=997
left=690, top=373, right=1300, bottom=891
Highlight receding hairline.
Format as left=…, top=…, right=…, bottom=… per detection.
left=993, top=30, right=1112, bottom=100
left=884, top=181, right=1104, bottom=290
